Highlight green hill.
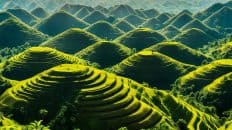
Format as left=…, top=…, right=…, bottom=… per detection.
left=75, top=7, right=90, bottom=19
left=0, top=18, right=47, bottom=48
left=111, top=50, right=195, bottom=89
left=142, top=9, right=159, bottom=17
left=109, top=4, right=136, bottom=18
left=182, top=19, right=221, bottom=39
left=204, top=6, right=232, bottom=29
left=144, top=42, right=212, bottom=66
left=94, top=5, right=109, bottom=14
left=7, top=8, right=38, bottom=25
left=76, top=41, right=132, bottom=68
left=141, top=18, right=163, bottom=30
left=174, top=59, right=232, bottom=95
left=0, top=64, right=175, bottom=129
left=169, top=12, right=193, bottom=28
left=36, top=11, right=89, bottom=36
left=156, top=13, right=171, bottom=23
left=134, top=9, right=147, bottom=18
left=123, top=14, right=145, bottom=27
left=113, top=20, right=135, bottom=32
left=146, top=89, right=219, bottom=130
left=194, top=3, right=224, bottom=20
left=115, top=28, right=167, bottom=51
left=199, top=72, right=232, bottom=114
left=174, top=28, right=215, bottom=48
left=0, top=11, right=19, bottom=23
left=161, top=25, right=181, bottom=38
left=85, top=21, right=124, bottom=40
left=216, top=42, right=232, bottom=58
left=83, top=10, right=108, bottom=24
left=31, top=7, right=49, bottom=19
left=59, top=4, right=94, bottom=14
left=40, top=28, right=100, bottom=54
left=1, top=47, right=87, bottom=80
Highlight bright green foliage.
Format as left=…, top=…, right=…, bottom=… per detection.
left=1, top=47, right=87, bottom=80
left=111, top=50, right=196, bottom=89
left=0, top=64, right=174, bottom=129
left=174, top=59, right=232, bottom=95
left=144, top=42, right=213, bottom=66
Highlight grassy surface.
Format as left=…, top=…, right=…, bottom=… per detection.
left=40, top=28, right=100, bottom=54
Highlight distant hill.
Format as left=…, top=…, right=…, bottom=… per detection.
left=111, top=50, right=195, bottom=89
left=76, top=41, right=132, bottom=68
left=204, top=6, right=232, bottom=30
left=83, top=10, right=108, bottom=24
left=174, top=28, right=216, bottom=48
left=0, top=18, right=47, bottom=48
left=85, top=21, right=124, bottom=40
left=7, top=8, right=38, bottom=25
left=36, top=11, right=89, bottom=36
left=40, top=28, right=100, bottom=54
left=31, top=7, right=49, bottom=18
left=115, top=28, right=167, bottom=51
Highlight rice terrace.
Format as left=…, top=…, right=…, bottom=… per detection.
left=0, top=0, right=232, bottom=129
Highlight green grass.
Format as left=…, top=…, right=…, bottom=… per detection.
left=35, top=11, right=89, bottom=36
left=85, top=20, right=124, bottom=40
left=123, top=14, right=145, bottom=27
left=75, top=7, right=90, bottom=19
left=1, top=47, right=87, bottom=80
left=40, top=28, right=100, bottom=54
left=82, top=10, right=108, bottom=24
left=113, top=20, right=136, bottom=33
left=205, top=6, right=232, bottom=29
left=76, top=41, right=132, bottom=68
left=144, top=41, right=213, bottom=66
left=0, top=18, right=47, bottom=48
left=161, top=25, right=181, bottom=38
left=7, top=8, right=38, bottom=26
left=174, top=28, right=215, bottom=48
left=111, top=50, right=196, bottom=89
left=174, top=59, right=232, bottom=95
left=115, top=28, right=167, bottom=51
left=31, top=7, right=49, bottom=19
left=0, top=64, right=174, bottom=129
left=142, top=18, right=163, bottom=30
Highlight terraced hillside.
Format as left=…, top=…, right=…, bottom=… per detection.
left=144, top=42, right=213, bottom=66
left=174, top=59, right=232, bottom=95
left=1, top=47, right=87, bottom=80
left=0, top=1, right=232, bottom=130
left=0, top=64, right=173, bottom=129
left=111, top=50, right=196, bottom=89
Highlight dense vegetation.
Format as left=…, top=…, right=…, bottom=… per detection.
left=0, top=0, right=232, bottom=130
